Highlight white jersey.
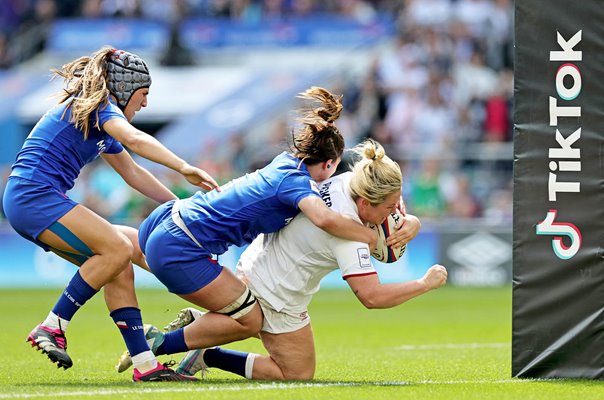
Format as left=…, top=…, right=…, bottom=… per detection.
left=236, top=172, right=377, bottom=316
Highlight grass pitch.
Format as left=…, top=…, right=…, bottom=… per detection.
left=0, top=286, right=602, bottom=399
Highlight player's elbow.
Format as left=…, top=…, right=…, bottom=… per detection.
left=360, top=298, right=382, bottom=309
left=119, top=130, right=146, bottom=151
left=355, top=290, right=383, bottom=309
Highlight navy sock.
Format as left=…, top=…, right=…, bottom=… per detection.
left=203, top=347, right=249, bottom=377
left=155, top=328, right=188, bottom=356
left=110, top=307, right=149, bottom=357
left=51, top=271, right=98, bottom=321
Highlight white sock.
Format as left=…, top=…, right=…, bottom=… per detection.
left=245, top=353, right=257, bottom=379
left=42, top=312, right=70, bottom=332
left=132, top=351, right=159, bottom=373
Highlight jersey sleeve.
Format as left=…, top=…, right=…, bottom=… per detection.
left=331, top=237, right=377, bottom=280
left=97, top=101, right=127, bottom=154
left=96, top=101, right=127, bottom=126
left=277, top=172, right=320, bottom=208
left=104, top=138, right=125, bottom=154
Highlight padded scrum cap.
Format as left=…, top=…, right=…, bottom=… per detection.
left=107, top=50, right=152, bottom=109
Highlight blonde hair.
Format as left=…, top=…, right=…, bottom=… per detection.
left=291, top=86, right=345, bottom=165
left=52, top=46, right=115, bottom=139
left=349, top=139, right=402, bottom=206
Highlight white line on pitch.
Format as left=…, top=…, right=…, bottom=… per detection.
left=394, top=342, right=509, bottom=351
left=0, top=379, right=535, bottom=399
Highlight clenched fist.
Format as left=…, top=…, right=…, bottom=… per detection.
left=421, top=264, right=448, bottom=290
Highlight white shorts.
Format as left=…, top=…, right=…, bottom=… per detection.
left=255, top=296, right=311, bottom=334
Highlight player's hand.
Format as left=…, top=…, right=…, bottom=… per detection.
left=421, top=264, right=447, bottom=290
left=386, top=214, right=421, bottom=247
left=180, top=164, right=221, bottom=192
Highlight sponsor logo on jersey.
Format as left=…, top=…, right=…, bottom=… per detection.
left=96, top=140, right=107, bottom=154
left=357, top=247, right=371, bottom=268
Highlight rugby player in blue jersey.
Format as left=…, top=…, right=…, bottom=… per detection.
left=115, top=87, right=411, bottom=373
left=2, top=47, right=218, bottom=381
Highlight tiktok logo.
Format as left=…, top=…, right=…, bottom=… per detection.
left=536, top=209, right=582, bottom=259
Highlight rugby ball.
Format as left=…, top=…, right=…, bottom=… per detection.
left=369, top=211, right=407, bottom=263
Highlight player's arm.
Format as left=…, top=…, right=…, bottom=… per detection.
left=102, top=118, right=219, bottom=191
left=345, top=264, right=447, bottom=309
left=101, top=150, right=177, bottom=203
left=386, top=213, right=421, bottom=247
left=298, top=195, right=378, bottom=251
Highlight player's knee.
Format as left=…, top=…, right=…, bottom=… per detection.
left=103, top=234, right=134, bottom=272
left=282, top=370, right=314, bottom=380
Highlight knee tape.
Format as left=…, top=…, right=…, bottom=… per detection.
left=216, top=287, right=257, bottom=319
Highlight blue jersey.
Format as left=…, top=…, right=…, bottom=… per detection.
left=178, top=152, right=320, bottom=255
left=10, top=100, right=125, bottom=193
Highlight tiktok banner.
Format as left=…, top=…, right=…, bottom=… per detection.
left=513, top=0, right=604, bottom=378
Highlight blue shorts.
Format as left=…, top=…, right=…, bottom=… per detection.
left=139, top=201, right=223, bottom=295
left=2, top=177, right=78, bottom=251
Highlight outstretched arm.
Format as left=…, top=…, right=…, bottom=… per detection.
left=102, top=150, right=177, bottom=203
left=103, top=118, right=220, bottom=191
left=345, top=264, right=447, bottom=309
left=298, top=195, right=378, bottom=251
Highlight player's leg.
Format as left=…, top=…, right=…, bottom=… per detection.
left=175, top=324, right=316, bottom=380
left=34, top=207, right=191, bottom=380
left=25, top=204, right=132, bottom=369
left=102, top=224, right=196, bottom=381
left=179, top=267, right=263, bottom=348
left=136, top=218, right=263, bottom=357
left=255, top=324, right=316, bottom=380
left=114, top=224, right=150, bottom=272
left=148, top=266, right=263, bottom=357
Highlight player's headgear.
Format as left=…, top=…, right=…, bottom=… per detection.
left=106, top=49, right=151, bottom=110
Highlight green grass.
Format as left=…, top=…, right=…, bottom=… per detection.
left=0, top=286, right=602, bottom=399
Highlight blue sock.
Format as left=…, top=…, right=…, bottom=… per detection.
left=110, top=307, right=149, bottom=357
left=51, top=271, right=97, bottom=321
left=203, top=347, right=249, bottom=377
left=155, top=328, right=188, bottom=356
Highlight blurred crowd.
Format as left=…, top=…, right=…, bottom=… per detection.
left=0, top=0, right=514, bottom=225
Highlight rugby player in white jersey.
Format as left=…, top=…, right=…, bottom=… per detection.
left=150, top=139, right=447, bottom=380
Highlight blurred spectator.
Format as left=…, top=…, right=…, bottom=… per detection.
left=0, top=32, right=13, bottom=69
left=483, top=69, right=513, bottom=142
left=99, top=0, right=141, bottom=18
left=405, top=0, right=451, bottom=28
left=0, top=0, right=515, bottom=223
left=291, top=0, right=317, bottom=16
left=262, top=0, right=286, bottom=19
left=0, top=1, right=33, bottom=35
left=483, top=185, right=512, bottom=224
left=486, top=0, right=513, bottom=70
left=336, top=0, right=377, bottom=23
left=408, top=158, right=447, bottom=219
left=444, top=173, right=481, bottom=219
left=452, top=47, right=498, bottom=107
left=411, top=81, right=457, bottom=154
left=452, top=0, right=494, bottom=39
left=81, top=0, right=104, bottom=18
